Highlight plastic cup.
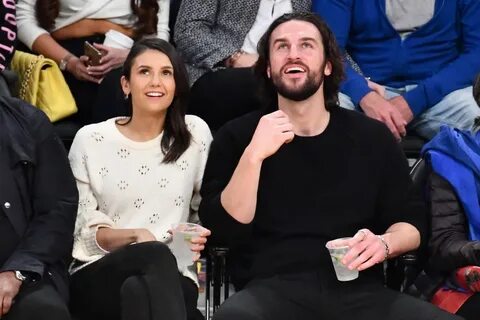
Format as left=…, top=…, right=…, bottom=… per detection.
left=170, top=222, right=203, bottom=268
left=325, top=237, right=359, bottom=281
left=103, top=30, right=134, bottom=49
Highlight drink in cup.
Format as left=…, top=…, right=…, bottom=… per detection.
left=325, top=237, right=359, bottom=281
left=170, top=223, right=202, bottom=268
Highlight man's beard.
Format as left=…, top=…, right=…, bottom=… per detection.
left=271, top=64, right=324, bottom=102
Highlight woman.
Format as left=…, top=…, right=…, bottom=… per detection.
left=16, top=0, right=170, bottom=124
left=419, top=125, right=480, bottom=320
left=68, top=37, right=212, bottom=320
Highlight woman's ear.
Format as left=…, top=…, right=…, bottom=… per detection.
left=120, top=75, right=130, bottom=96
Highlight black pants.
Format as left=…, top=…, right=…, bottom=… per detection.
left=4, top=278, right=70, bottom=320
left=70, top=242, right=203, bottom=320
left=213, top=272, right=463, bottom=320
left=457, top=293, right=480, bottom=320
left=188, top=68, right=262, bottom=132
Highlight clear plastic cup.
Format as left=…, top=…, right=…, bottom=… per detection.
left=325, top=237, right=359, bottom=281
left=170, top=223, right=203, bottom=268
left=103, top=30, right=134, bottom=49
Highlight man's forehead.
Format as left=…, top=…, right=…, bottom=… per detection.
left=270, top=20, right=322, bottom=43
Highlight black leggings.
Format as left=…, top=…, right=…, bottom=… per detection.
left=70, top=241, right=203, bottom=320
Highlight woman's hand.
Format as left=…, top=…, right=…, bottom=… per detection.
left=96, top=227, right=156, bottom=252
left=67, top=56, right=102, bottom=84
left=134, top=228, right=157, bottom=243
left=190, top=227, right=211, bottom=261
left=85, top=43, right=129, bottom=77
left=341, top=229, right=389, bottom=271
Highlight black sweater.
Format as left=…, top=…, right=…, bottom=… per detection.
left=199, top=107, right=423, bottom=282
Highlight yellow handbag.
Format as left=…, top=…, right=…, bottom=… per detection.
left=10, top=51, right=77, bottom=122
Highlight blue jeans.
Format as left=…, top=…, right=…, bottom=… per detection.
left=339, top=86, right=480, bottom=139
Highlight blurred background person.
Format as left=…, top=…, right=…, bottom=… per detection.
left=174, top=0, right=311, bottom=132
left=17, top=0, right=170, bottom=125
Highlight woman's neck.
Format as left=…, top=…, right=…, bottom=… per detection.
left=117, top=112, right=166, bottom=142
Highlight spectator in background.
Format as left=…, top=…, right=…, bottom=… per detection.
left=313, top=0, right=480, bottom=140
left=416, top=125, right=480, bottom=320
left=174, top=0, right=311, bottom=131
left=0, top=0, right=16, bottom=97
left=16, top=0, right=170, bottom=125
left=68, top=38, right=211, bottom=320
left=0, top=95, right=78, bottom=320
left=0, top=0, right=16, bottom=73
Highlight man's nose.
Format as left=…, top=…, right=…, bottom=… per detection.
left=287, top=45, right=300, bottom=59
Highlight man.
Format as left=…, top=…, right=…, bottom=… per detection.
left=199, top=13, right=461, bottom=319
left=313, top=0, right=480, bottom=140
left=0, top=96, right=78, bottom=320
left=174, top=0, right=311, bottom=131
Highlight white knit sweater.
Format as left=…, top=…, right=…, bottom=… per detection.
left=68, top=115, right=212, bottom=283
left=17, top=0, right=170, bottom=49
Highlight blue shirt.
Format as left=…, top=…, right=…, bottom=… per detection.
left=313, top=0, right=480, bottom=116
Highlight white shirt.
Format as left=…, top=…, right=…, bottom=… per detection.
left=241, top=0, right=293, bottom=54
left=68, top=115, right=212, bottom=283
left=17, top=0, right=170, bottom=49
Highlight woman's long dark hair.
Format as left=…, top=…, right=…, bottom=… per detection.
left=119, top=37, right=191, bottom=163
left=35, top=0, right=159, bottom=38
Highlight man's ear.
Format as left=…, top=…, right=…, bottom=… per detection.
left=324, top=61, right=332, bottom=76
left=120, top=75, right=130, bottom=96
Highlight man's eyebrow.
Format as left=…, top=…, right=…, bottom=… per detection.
left=272, top=36, right=318, bottom=45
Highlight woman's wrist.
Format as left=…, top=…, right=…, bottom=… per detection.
left=225, top=49, right=245, bottom=68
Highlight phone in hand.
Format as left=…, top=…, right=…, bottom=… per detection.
left=84, top=41, right=104, bottom=66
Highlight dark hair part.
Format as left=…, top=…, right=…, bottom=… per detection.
left=35, top=0, right=158, bottom=38
left=120, top=37, right=191, bottom=163
left=254, top=12, right=345, bottom=111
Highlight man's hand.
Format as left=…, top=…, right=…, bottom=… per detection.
left=86, top=44, right=129, bottom=78
left=341, top=229, right=388, bottom=271
left=232, top=53, right=259, bottom=68
left=247, top=110, right=294, bottom=162
left=389, top=96, right=414, bottom=124
left=0, top=271, right=22, bottom=316
left=367, top=79, right=385, bottom=98
left=359, top=91, right=406, bottom=140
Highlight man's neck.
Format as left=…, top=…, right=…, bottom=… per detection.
left=278, top=92, right=330, bottom=137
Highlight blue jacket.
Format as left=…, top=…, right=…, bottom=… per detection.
left=313, top=0, right=480, bottom=116
left=422, top=126, right=480, bottom=241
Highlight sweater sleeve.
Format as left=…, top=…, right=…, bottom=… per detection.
left=403, top=0, right=480, bottom=115
left=313, top=0, right=372, bottom=105
left=156, top=0, right=170, bottom=41
left=198, top=123, right=253, bottom=246
left=68, top=128, right=115, bottom=259
left=16, top=0, right=49, bottom=50
left=428, top=172, right=480, bottom=271
left=173, top=0, right=238, bottom=70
